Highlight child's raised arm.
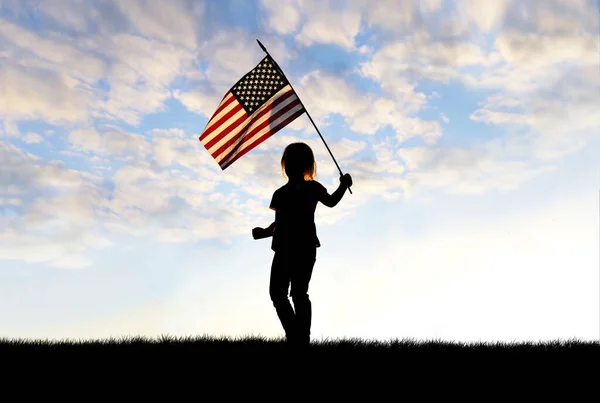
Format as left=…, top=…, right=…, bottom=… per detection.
left=319, top=173, right=352, bottom=208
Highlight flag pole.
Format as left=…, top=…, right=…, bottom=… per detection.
left=256, top=39, right=352, bottom=194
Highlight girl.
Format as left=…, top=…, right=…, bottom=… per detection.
left=252, top=142, right=352, bottom=347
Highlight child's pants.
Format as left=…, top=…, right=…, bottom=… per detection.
left=269, top=247, right=317, bottom=344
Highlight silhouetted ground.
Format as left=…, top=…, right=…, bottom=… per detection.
left=2, top=334, right=597, bottom=355
left=1, top=335, right=597, bottom=394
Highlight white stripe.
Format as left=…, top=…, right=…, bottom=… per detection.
left=212, top=93, right=299, bottom=162
left=201, top=93, right=236, bottom=134
left=203, top=85, right=292, bottom=146
left=208, top=89, right=299, bottom=156
left=217, top=102, right=304, bottom=166
left=200, top=107, right=246, bottom=147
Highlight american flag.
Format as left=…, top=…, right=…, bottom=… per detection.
left=199, top=55, right=306, bottom=170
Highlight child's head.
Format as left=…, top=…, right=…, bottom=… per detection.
left=281, top=142, right=317, bottom=181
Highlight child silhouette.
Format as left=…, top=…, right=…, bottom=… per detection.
left=252, top=142, right=352, bottom=347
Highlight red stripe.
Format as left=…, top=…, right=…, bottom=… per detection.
left=198, top=93, right=235, bottom=141
left=211, top=92, right=299, bottom=159
left=199, top=97, right=242, bottom=142
left=205, top=89, right=296, bottom=152
left=220, top=107, right=305, bottom=170
left=214, top=97, right=302, bottom=163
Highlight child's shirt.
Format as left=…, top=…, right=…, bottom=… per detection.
left=269, top=179, right=327, bottom=253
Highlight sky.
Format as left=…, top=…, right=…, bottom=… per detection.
left=0, top=0, right=598, bottom=343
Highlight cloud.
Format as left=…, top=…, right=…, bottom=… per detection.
left=96, top=33, right=196, bottom=125
left=174, top=30, right=295, bottom=118
left=296, top=8, right=362, bottom=51
left=0, top=121, right=20, bottom=138
left=68, top=125, right=152, bottom=159
left=421, top=0, right=444, bottom=13
left=23, top=133, right=43, bottom=144
left=0, top=2, right=201, bottom=128
left=114, top=0, right=201, bottom=49
left=0, top=64, right=98, bottom=124
left=358, top=0, right=418, bottom=33
left=360, top=30, right=491, bottom=85
left=172, top=89, right=223, bottom=119
left=0, top=18, right=106, bottom=82
left=260, top=0, right=301, bottom=35
left=397, top=147, right=437, bottom=170
left=292, top=70, right=441, bottom=145
left=0, top=141, right=111, bottom=268
left=37, top=0, right=93, bottom=32
left=456, top=0, right=509, bottom=32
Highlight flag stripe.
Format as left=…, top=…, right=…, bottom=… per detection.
left=199, top=97, right=242, bottom=142
left=199, top=93, right=236, bottom=140
left=205, top=87, right=296, bottom=153
left=202, top=107, right=247, bottom=147
left=220, top=107, right=306, bottom=170
left=208, top=89, right=298, bottom=158
left=214, top=96, right=301, bottom=163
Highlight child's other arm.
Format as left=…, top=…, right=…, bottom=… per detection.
left=320, top=174, right=352, bottom=208
left=252, top=221, right=275, bottom=240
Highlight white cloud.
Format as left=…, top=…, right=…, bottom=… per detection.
left=421, top=0, right=444, bottom=13
left=260, top=0, right=301, bottom=34
left=38, top=0, right=92, bottom=32
left=359, top=0, right=417, bottom=33
left=456, top=0, right=509, bottom=32
left=0, top=120, right=20, bottom=138
left=68, top=126, right=152, bottom=158
left=0, top=140, right=111, bottom=268
left=0, top=19, right=106, bottom=82
left=495, top=31, right=597, bottom=68
left=360, top=32, right=490, bottom=85
left=0, top=64, right=98, bottom=124
left=292, top=70, right=442, bottom=145
left=296, top=9, right=362, bottom=51
left=397, top=147, right=436, bottom=170
left=114, top=0, right=201, bottom=49
left=23, top=132, right=43, bottom=144
left=174, top=30, right=295, bottom=118
left=95, top=33, right=195, bottom=125
left=0, top=3, right=202, bottom=128
left=172, top=89, right=223, bottom=119
left=294, top=70, right=370, bottom=127
left=149, top=128, right=186, bottom=139
left=332, top=138, right=367, bottom=160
